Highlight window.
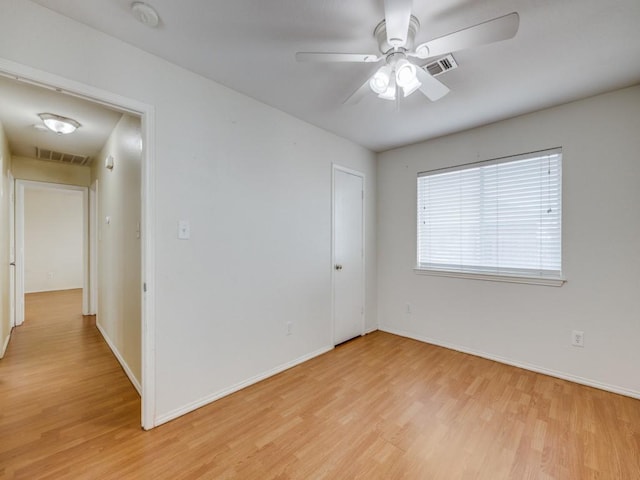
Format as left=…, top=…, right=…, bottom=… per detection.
left=416, top=148, right=563, bottom=285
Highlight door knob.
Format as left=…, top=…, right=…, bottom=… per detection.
left=9, top=262, right=15, bottom=266
left=335, top=264, right=343, bottom=271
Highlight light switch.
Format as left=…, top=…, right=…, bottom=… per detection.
left=178, top=220, right=190, bottom=240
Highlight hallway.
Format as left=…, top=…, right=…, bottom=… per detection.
left=0, top=289, right=140, bottom=478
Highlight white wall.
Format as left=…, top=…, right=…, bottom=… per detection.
left=92, top=114, right=142, bottom=388
left=0, top=1, right=376, bottom=423
left=24, top=187, right=83, bottom=293
left=12, top=156, right=91, bottom=187
left=377, top=85, right=640, bottom=398
left=0, top=121, right=12, bottom=357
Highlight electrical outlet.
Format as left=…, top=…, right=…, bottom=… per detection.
left=572, top=330, right=584, bottom=347
left=286, top=321, right=293, bottom=336
left=178, top=220, right=190, bottom=240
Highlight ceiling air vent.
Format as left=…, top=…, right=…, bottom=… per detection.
left=36, top=147, right=91, bottom=166
left=423, top=54, right=458, bottom=77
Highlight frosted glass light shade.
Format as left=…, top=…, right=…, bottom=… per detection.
left=369, top=66, right=392, bottom=94
left=39, top=113, right=81, bottom=135
left=395, top=59, right=417, bottom=88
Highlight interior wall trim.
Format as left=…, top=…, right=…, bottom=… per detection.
left=96, top=322, right=142, bottom=395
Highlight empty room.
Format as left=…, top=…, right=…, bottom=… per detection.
left=1, top=0, right=639, bottom=478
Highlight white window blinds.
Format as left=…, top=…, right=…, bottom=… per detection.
left=417, top=148, right=562, bottom=280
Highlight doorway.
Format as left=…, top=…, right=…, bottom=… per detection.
left=0, top=60, right=155, bottom=429
left=14, top=180, right=89, bottom=327
left=332, top=165, right=365, bottom=345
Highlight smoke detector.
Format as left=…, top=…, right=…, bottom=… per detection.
left=131, top=2, right=160, bottom=28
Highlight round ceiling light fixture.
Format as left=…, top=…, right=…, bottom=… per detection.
left=131, top=2, right=160, bottom=28
left=38, top=113, right=81, bottom=135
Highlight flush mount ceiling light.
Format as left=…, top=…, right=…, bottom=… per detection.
left=38, top=113, right=81, bottom=135
left=131, top=2, right=160, bottom=28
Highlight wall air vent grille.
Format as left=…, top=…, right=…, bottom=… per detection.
left=35, top=147, right=91, bottom=166
left=423, top=54, right=458, bottom=77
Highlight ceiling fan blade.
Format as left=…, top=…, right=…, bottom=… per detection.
left=384, top=0, right=413, bottom=47
left=343, top=80, right=372, bottom=106
left=412, top=12, right=519, bottom=59
left=343, top=65, right=383, bottom=105
left=415, top=67, right=450, bottom=101
left=295, top=52, right=381, bottom=63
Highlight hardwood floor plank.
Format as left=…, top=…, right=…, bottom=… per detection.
left=1, top=290, right=640, bottom=478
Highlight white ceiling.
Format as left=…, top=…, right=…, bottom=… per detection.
left=29, top=0, right=640, bottom=152
left=0, top=74, right=122, bottom=164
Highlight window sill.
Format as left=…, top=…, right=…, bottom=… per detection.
left=413, top=268, right=566, bottom=287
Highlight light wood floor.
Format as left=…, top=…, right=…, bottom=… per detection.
left=1, top=290, right=639, bottom=479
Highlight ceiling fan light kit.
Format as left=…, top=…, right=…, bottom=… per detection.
left=378, top=76, right=397, bottom=101
left=395, top=59, right=416, bottom=87
left=369, top=65, right=392, bottom=94
left=369, top=55, right=421, bottom=101
left=295, top=0, right=519, bottom=105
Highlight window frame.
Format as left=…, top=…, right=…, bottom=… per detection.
left=414, top=148, right=565, bottom=287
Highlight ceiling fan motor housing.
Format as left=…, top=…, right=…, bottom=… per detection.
left=374, top=15, right=420, bottom=54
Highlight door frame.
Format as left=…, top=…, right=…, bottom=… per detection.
left=89, top=179, right=98, bottom=315
left=331, top=164, right=366, bottom=345
left=0, top=57, right=156, bottom=430
left=15, top=181, right=89, bottom=322
left=8, top=171, right=15, bottom=328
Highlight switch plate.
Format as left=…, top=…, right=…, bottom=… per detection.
left=178, top=220, right=190, bottom=240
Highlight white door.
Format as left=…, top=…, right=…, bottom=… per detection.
left=333, top=166, right=364, bottom=345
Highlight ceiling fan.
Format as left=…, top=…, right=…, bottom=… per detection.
left=295, top=0, right=519, bottom=105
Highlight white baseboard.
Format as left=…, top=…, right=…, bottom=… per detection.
left=364, top=326, right=379, bottom=334
left=380, top=325, right=640, bottom=400
left=155, top=345, right=334, bottom=427
left=1, top=329, right=11, bottom=359
left=96, top=322, right=142, bottom=395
